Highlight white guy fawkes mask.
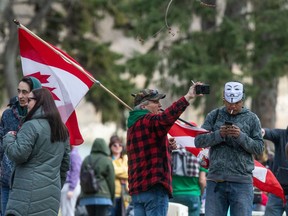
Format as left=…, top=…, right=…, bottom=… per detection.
left=224, top=82, right=244, bottom=103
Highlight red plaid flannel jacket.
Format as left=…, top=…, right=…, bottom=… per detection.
left=127, top=97, right=189, bottom=197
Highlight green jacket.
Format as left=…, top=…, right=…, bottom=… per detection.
left=80, top=138, right=115, bottom=201
left=3, top=108, right=70, bottom=216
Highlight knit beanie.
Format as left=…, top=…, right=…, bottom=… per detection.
left=29, top=76, right=42, bottom=90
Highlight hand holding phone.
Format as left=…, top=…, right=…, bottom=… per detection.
left=222, top=122, right=241, bottom=138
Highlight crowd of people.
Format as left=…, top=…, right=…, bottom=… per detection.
left=0, top=77, right=287, bottom=216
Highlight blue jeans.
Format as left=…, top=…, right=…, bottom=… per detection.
left=131, top=184, right=169, bottom=216
left=110, top=197, right=122, bottom=216
left=1, top=186, right=9, bottom=216
left=205, top=181, right=253, bottom=216
left=170, top=195, right=200, bottom=216
left=264, top=194, right=288, bottom=216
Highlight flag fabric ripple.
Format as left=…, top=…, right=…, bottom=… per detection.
left=18, top=27, right=94, bottom=145
left=168, top=120, right=208, bottom=156
left=253, top=160, right=285, bottom=202
left=168, top=121, right=285, bottom=202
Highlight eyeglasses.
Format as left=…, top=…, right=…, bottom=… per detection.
left=112, top=143, right=123, bottom=148
left=28, top=97, right=36, bottom=103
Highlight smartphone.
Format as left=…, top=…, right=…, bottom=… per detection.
left=195, top=84, right=210, bottom=94
left=225, top=121, right=233, bottom=126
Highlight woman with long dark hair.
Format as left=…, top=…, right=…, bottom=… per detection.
left=3, top=88, right=70, bottom=216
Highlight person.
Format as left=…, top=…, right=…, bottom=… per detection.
left=79, top=138, right=115, bottom=216
left=262, top=127, right=288, bottom=215
left=2, top=88, right=70, bottom=216
left=109, top=135, right=129, bottom=216
left=60, top=146, right=82, bottom=216
left=253, top=144, right=270, bottom=212
left=126, top=83, right=202, bottom=216
left=170, top=143, right=208, bottom=216
left=0, top=76, right=42, bottom=215
left=254, top=143, right=272, bottom=169
left=194, top=81, right=264, bottom=216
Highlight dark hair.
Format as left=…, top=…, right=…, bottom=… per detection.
left=19, top=77, right=34, bottom=92
left=25, top=88, right=69, bottom=143
left=109, top=135, right=124, bottom=158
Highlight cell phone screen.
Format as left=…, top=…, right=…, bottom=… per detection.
left=225, top=121, right=233, bottom=126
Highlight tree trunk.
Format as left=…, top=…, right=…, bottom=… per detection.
left=3, top=18, right=19, bottom=98
left=251, top=77, right=278, bottom=128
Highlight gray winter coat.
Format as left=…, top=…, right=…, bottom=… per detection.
left=3, top=108, right=70, bottom=216
left=195, top=106, right=264, bottom=183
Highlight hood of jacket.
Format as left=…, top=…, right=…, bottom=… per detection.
left=127, top=109, right=150, bottom=128
left=91, top=138, right=110, bottom=156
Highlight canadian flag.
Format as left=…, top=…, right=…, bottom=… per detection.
left=18, top=26, right=94, bottom=145
left=169, top=121, right=285, bottom=202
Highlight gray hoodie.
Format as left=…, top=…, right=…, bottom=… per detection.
left=195, top=106, right=264, bottom=183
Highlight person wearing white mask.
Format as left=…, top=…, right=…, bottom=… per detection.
left=195, top=81, right=264, bottom=216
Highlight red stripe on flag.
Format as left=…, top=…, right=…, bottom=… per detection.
left=185, top=147, right=202, bottom=156
left=19, top=28, right=93, bottom=87
left=65, top=111, right=84, bottom=145
left=169, top=121, right=208, bottom=137
left=253, top=160, right=285, bottom=202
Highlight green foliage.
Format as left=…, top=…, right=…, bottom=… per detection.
left=118, top=0, right=288, bottom=117
left=126, top=52, right=161, bottom=87
left=113, top=0, right=196, bottom=39
left=120, top=1, right=247, bottom=110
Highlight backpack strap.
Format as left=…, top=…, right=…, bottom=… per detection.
left=212, top=108, right=219, bottom=130
left=87, top=155, right=101, bottom=173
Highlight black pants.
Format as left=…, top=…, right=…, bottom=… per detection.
left=86, top=204, right=109, bottom=216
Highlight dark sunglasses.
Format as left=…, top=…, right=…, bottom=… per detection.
left=112, top=143, right=123, bottom=148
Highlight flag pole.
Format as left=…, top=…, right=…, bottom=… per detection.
left=160, top=109, right=196, bottom=127
left=13, top=19, right=133, bottom=111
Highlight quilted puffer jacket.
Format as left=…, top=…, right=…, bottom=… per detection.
left=3, top=107, right=70, bottom=216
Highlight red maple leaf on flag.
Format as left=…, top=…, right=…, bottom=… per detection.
left=27, top=72, right=60, bottom=101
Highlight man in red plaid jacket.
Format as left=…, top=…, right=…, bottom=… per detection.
left=126, top=83, right=201, bottom=216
